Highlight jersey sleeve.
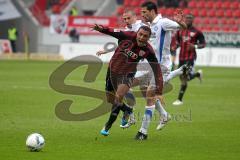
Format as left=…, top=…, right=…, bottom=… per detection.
left=196, top=30, right=206, bottom=46
left=161, top=18, right=180, bottom=31
left=146, top=49, right=163, bottom=95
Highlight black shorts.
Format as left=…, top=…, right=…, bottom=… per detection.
left=179, top=60, right=195, bottom=76
left=178, top=60, right=195, bottom=68
left=170, top=50, right=176, bottom=56
left=105, top=68, right=135, bottom=93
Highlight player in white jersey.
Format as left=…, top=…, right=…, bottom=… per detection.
left=135, top=1, right=186, bottom=140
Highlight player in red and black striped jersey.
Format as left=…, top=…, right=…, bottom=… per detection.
left=172, top=14, right=206, bottom=106
left=91, top=24, right=163, bottom=136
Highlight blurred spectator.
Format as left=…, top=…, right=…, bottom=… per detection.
left=8, top=25, right=18, bottom=53
left=69, top=28, right=80, bottom=43
left=164, top=0, right=179, bottom=8
left=116, top=0, right=124, bottom=5
left=47, top=0, right=58, bottom=9
left=157, top=0, right=164, bottom=7
left=69, top=6, right=78, bottom=16
left=179, top=0, right=188, bottom=8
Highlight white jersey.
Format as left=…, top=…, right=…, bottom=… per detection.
left=124, top=20, right=146, bottom=32
left=149, top=15, right=180, bottom=64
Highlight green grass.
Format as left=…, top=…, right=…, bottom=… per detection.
left=0, top=60, right=240, bottom=160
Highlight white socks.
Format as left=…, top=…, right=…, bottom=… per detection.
left=155, top=99, right=168, bottom=117
left=139, top=105, right=155, bottom=135
left=166, top=67, right=183, bottom=82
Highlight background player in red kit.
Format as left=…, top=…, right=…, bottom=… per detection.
left=172, top=14, right=206, bottom=106
left=91, top=24, right=164, bottom=136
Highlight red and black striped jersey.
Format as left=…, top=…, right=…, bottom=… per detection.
left=99, top=27, right=163, bottom=94
left=176, top=26, right=206, bottom=61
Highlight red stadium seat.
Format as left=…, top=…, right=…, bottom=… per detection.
left=117, top=6, right=124, bottom=15
left=202, top=25, right=212, bottom=32
left=198, top=9, right=207, bottom=17
left=207, top=9, right=215, bottom=17
left=213, top=26, right=220, bottom=32
left=222, top=25, right=230, bottom=32
left=233, top=10, right=240, bottom=18
left=188, top=1, right=197, bottom=8
left=213, top=1, right=221, bottom=9
left=216, top=10, right=224, bottom=17
left=226, top=18, right=236, bottom=25
left=130, top=0, right=139, bottom=7
left=196, top=25, right=203, bottom=31
left=183, top=8, right=191, bottom=15
left=203, top=18, right=210, bottom=24
left=194, top=17, right=201, bottom=24
left=219, top=18, right=227, bottom=25
left=211, top=17, right=218, bottom=24
left=165, top=8, right=175, bottom=16
left=140, top=0, right=147, bottom=5
left=237, top=19, right=240, bottom=25
left=225, top=10, right=233, bottom=18
left=231, top=25, right=239, bottom=32
left=230, top=1, right=239, bottom=9
left=205, top=1, right=214, bottom=8
left=124, top=0, right=131, bottom=6
left=221, top=1, right=231, bottom=9
left=134, top=8, right=141, bottom=16
left=196, top=1, right=205, bottom=8
left=159, top=8, right=167, bottom=16
left=191, top=9, right=199, bottom=17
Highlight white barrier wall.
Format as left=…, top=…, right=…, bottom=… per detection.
left=60, top=43, right=240, bottom=67
left=60, top=43, right=114, bottom=62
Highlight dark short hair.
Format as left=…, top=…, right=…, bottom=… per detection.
left=141, top=1, right=158, bottom=14
left=186, top=13, right=194, bottom=19
left=138, top=25, right=152, bottom=36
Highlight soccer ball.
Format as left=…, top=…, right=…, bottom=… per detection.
left=26, top=133, right=45, bottom=152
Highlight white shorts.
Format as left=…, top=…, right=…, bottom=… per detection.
left=135, top=55, right=172, bottom=87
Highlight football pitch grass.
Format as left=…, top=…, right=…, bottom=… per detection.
left=0, top=60, right=240, bottom=160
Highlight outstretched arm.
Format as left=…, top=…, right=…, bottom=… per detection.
left=173, top=9, right=187, bottom=29
left=161, top=10, right=186, bottom=31
left=91, top=24, right=127, bottom=40
left=96, top=50, right=110, bottom=56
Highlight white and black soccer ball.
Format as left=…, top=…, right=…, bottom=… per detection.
left=26, top=133, right=45, bottom=152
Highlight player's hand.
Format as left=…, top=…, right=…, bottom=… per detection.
left=173, top=9, right=184, bottom=22
left=155, top=94, right=165, bottom=106
left=96, top=50, right=107, bottom=56
left=187, top=42, right=195, bottom=51
left=90, top=24, right=104, bottom=32
left=173, top=9, right=187, bottom=29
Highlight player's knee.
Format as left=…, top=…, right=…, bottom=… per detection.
left=107, top=97, right=114, bottom=104
left=106, top=92, right=115, bottom=104
left=115, top=93, right=124, bottom=103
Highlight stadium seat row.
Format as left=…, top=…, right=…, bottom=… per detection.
left=195, top=17, right=240, bottom=25
left=183, top=8, right=240, bottom=18
left=188, top=1, right=240, bottom=9
left=197, top=24, right=239, bottom=32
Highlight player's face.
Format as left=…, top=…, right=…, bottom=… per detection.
left=122, top=13, right=135, bottom=28
left=136, top=29, right=150, bottom=47
left=186, top=17, right=194, bottom=27
left=141, top=7, right=153, bottom=22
